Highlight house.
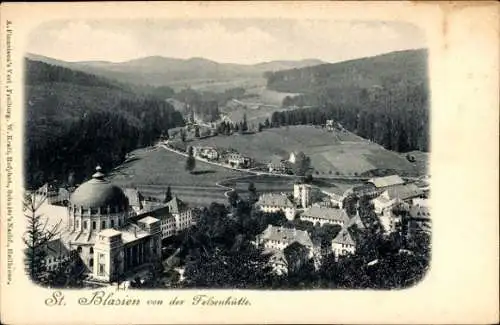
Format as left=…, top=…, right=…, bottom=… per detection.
left=267, top=157, right=291, bottom=174
left=407, top=204, right=431, bottom=236
left=372, top=183, right=423, bottom=214
left=256, top=193, right=296, bottom=220
left=320, top=187, right=349, bottom=208
left=300, top=206, right=349, bottom=227
left=225, top=153, right=251, bottom=168
left=378, top=208, right=402, bottom=234
left=331, top=228, right=356, bottom=259
left=257, top=225, right=314, bottom=257
left=193, top=146, right=219, bottom=160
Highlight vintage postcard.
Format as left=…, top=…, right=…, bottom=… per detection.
left=1, top=2, right=498, bottom=324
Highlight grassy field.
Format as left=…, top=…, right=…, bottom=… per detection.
left=170, top=76, right=299, bottom=125
left=193, top=125, right=426, bottom=177
left=109, top=146, right=249, bottom=206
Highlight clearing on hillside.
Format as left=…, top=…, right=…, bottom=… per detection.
left=193, top=125, right=425, bottom=177
left=109, top=146, right=249, bottom=205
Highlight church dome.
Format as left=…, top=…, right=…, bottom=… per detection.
left=70, top=166, right=129, bottom=211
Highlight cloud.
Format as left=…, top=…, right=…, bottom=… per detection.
left=27, top=19, right=426, bottom=63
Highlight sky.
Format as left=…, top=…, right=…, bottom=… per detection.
left=27, top=19, right=426, bottom=64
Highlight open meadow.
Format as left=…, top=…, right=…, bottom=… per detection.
left=193, top=125, right=426, bottom=177
left=109, top=146, right=249, bottom=206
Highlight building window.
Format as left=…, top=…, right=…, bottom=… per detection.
left=111, top=220, right=115, bottom=228
left=83, top=221, right=88, bottom=230
left=99, top=263, right=105, bottom=276
left=101, top=220, right=106, bottom=229
left=92, top=221, right=96, bottom=230
left=90, top=247, right=94, bottom=254
left=75, top=219, right=80, bottom=229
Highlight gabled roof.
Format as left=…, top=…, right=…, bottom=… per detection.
left=301, top=206, right=349, bottom=223
left=368, top=175, right=405, bottom=188
left=134, top=205, right=172, bottom=221
left=257, top=193, right=295, bottom=208
left=347, top=214, right=366, bottom=230
left=123, top=188, right=144, bottom=207
left=384, top=183, right=424, bottom=201
left=166, top=196, right=188, bottom=214
left=44, top=238, right=70, bottom=258
left=332, top=228, right=355, bottom=246
left=260, top=225, right=313, bottom=247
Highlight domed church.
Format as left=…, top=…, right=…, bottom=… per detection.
left=59, top=166, right=162, bottom=283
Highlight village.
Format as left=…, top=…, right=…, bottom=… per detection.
left=31, top=150, right=430, bottom=287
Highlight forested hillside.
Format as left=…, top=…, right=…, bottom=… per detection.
left=266, top=49, right=429, bottom=152
left=25, top=59, right=184, bottom=188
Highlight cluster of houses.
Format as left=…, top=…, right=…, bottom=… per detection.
left=33, top=164, right=430, bottom=282
left=253, top=174, right=430, bottom=275
left=191, top=145, right=253, bottom=169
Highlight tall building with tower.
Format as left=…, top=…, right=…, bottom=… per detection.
left=293, top=183, right=312, bottom=208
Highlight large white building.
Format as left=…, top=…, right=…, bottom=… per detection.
left=35, top=167, right=162, bottom=283
left=256, top=193, right=296, bottom=220
left=256, top=225, right=314, bottom=274
left=300, top=206, right=349, bottom=227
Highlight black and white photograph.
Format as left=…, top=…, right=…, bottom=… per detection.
left=22, top=18, right=431, bottom=290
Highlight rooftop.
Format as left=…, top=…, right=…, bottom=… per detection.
left=98, top=228, right=122, bottom=237
left=70, top=166, right=129, bottom=210
left=257, top=193, right=295, bottom=208
left=332, top=228, right=356, bottom=246
left=44, top=238, right=70, bottom=258
left=384, top=183, right=424, bottom=200
left=137, top=216, right=159, bottom=225
left=368, top=175, right=405, bottom=188
left=301, top=206, right=349, bottom=223
left=259, top=225, right=313, bottom=248
left=165, top=196, right=188, bottom=214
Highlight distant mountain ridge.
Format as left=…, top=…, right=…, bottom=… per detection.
left=25, top=53, right=326, bottom=86
left=265, top=49, right=428, bottom=94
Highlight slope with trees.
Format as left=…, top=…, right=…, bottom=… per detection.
left=25, top=59, right=185, bottom=188
left=266, top=49, right=429, bottom=153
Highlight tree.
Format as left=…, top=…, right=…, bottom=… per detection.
left=180, top=128, right=187, bottom=142
left=227, top=190, right=239, bottom=208
left=242, top=113, right=248, bottom=131
left=23, top=193, right=61, bottom=284
left=304, top=173, right=313, bottom=184
left=164, top=186, right=172, bottom=203
left=185, top=146, right=196, bottom=173
left=194, top=126, right=200, bottom=138
left=292, top=151, right=311, bottom=176
left=247, top=182, right=258, bottom=204
left=264, top=118, right=270, bottom=128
